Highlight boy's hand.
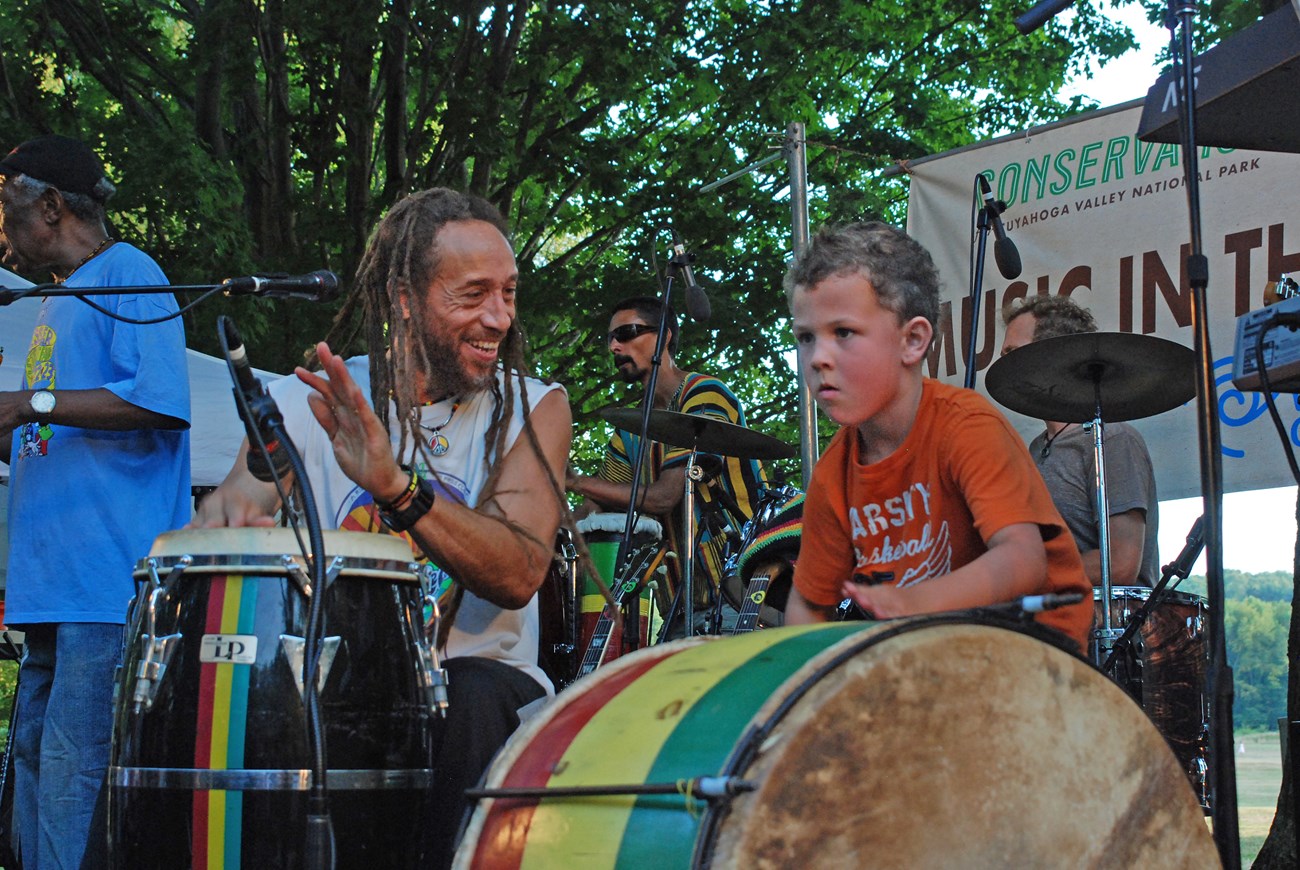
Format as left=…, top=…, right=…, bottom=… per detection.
left=840, top=580, right=911, bottom=619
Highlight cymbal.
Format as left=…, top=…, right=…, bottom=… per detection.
left=599, top=407, right=797, bottom=460
left=985, top=332, right=1196, bottom=423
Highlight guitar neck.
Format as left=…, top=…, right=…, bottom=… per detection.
left=732, top=571, right=775, bottom=635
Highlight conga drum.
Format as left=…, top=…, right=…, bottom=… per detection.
left=456, top=616, right=1217, bottom=868
left=1094, top=585, right=1212, bottom=809
left=108, top=528, right=437, bottom=868
left=574, top=513, right=664, bottom=667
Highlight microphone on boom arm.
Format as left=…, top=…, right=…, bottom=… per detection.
left=977, top=175, right=1022, bottom=280
left=220, top=317, right=293, bottom=483
left=222, top=270, right=340, bottom=302
left=669, top=231, right=712, bottom=323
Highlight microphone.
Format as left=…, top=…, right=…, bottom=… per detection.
left=220, top=318, right=293, bottom=482
left=669, top=231, right=711, bottom=322
left=222, top=270, right=340, bottom=302
left=977, top=175, right=1022, bottom=280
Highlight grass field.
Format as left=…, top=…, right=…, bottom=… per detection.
left=1236, top=730, right=1283, bottom=868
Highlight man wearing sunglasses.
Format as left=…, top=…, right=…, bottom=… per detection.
left=567, top=296, right=763, bottom=633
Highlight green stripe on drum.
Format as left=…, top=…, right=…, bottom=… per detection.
left=508, top=624, right=866, bottom=868
left=613, top=624, right=868, bottom=867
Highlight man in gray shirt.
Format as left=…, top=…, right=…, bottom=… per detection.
left=999, top=296, right=1159, bottom=587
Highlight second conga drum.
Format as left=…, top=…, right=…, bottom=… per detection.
left=456, top=616, right=1217, bottom=868
left=108, top=528, right=437, bottom=868
left=574, top=513, right=664, bottom=664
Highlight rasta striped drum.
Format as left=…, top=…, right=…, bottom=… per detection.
left=108, top=528, right=437, bottom=869
left=456, top=617, right=1216, bottom=868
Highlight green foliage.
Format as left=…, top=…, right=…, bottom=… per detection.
left=1183, top=569, right=1295, bottom=730
left=0, top=0, right=1138, bottom=412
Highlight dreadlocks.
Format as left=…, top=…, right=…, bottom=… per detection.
left=319, top=188, right=571, bottom=642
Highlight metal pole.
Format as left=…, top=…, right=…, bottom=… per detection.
left=786, top=122, right=817, bottom=484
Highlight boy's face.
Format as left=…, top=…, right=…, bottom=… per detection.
left=791, top=271, right=930, bottom=429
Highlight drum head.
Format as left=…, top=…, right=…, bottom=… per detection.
left=710, top=622, right=1213, bottom=867
left=137, top=528, right=418, bottom=581
left=575, top=512, right=664, bottom=540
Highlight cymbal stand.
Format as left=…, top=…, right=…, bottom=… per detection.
left=681, top=447, right=704, bottom=637
left=1086, top=368, right=1119, bottom=665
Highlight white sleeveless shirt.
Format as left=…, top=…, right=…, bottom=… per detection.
left=270, top=356, right=564, bottom=692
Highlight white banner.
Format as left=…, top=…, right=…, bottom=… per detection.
left=904, top=99, right=1300, bottom=500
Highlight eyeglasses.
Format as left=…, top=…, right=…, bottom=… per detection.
left=606, top=323, right=657, bottom=345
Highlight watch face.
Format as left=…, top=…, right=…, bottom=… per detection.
left=31, top=391, right=55, bottom=415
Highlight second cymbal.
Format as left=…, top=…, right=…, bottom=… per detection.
left=599, top=407, right=796, bottom=460
left=985, top=331, right=1196, bottom=423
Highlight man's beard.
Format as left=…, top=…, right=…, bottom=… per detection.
left=613, top=354, right=643, bottom=383
left=417, top=324, right=497, bottom=397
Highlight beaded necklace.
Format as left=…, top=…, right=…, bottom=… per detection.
left=419, top=399, right=460, bottom=457
left=59, top=237, right=115, bottom=284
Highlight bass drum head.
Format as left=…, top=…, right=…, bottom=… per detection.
left=457, top=618, right=1216, bottom=868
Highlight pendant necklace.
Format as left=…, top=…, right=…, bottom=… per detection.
left=419, top=400, right=459, bottom=457
left=59, top=237, right=115, bottom=284
left=1039, top=423, right=1075, bottom=459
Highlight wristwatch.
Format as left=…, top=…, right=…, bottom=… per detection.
left=29, top=390, right=55, bottom=420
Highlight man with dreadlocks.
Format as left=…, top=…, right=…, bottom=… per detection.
left=194, top=188, right=571, bottom=866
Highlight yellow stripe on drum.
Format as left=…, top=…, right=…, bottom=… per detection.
left=517, top=624, right=835, bottom=869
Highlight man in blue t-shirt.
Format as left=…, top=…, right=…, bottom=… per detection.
left=0, top=135, right=190, bottom=869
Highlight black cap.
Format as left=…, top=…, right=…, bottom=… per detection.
left=0, top=135, right=112, bottom=200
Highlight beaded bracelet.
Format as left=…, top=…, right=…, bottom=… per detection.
left=377, top=466, right=436, bottom=533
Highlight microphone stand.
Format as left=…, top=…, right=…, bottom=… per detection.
left=219, top=318, right=335, bottom=868
left=1013, top=3, right=1238, bottom=862
left=1164, top=3, right=1238, bottom=861
left=612, top=276, right=681, bottom=650
left=964, top=177, right=999, bottom=389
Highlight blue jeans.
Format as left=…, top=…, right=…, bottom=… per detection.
left=12, top=622, right=122, bottom=870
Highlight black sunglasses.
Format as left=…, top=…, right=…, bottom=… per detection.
left=606, top=323, right=657, bottom=344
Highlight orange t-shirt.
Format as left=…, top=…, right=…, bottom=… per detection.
left=793, top=379, right=1092, bottom=650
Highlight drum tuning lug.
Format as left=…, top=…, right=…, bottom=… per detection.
left=132, top=632, right=182, bottom=714
left=279, top=635, right=342, bottom=699
left=161, top=555, right=193, bottom=587
left=427, top=666, right=450, bottom=718
left=693, top=776, right=757, bottom=799
left=324, top=555, right=346, bottom=588
left=281, top=555, right=313, bottom=597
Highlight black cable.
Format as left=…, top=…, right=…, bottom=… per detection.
left=1253, top=319, right=1300, bottom=486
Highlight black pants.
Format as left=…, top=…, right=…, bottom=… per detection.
left=430, top=657, right=547, bottom=869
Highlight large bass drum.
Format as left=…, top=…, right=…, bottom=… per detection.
left=456, top=616, right=1216, bottom=868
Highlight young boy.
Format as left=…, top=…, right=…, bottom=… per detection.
left=784, top=222, right=1092, bottom=651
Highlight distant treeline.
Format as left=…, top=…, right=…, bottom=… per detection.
left=1180, top=570, right=1291, bottom=730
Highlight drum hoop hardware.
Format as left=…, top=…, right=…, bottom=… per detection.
left=130, top=576, right=186, bottom=715
left=134, top=552, right=419, bottom=583
left=412, top=592, right=450, bottom=718
left=109, top=765, right=435, bottom=791
left=282, top=554, right=312, bottom=597
left=465, top=775, right=756, bottom=803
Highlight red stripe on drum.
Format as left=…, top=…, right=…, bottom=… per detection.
left=468, top=649, right=677, bottom=869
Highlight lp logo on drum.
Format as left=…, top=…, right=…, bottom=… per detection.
left=200, top=634, right=258, bottom=664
